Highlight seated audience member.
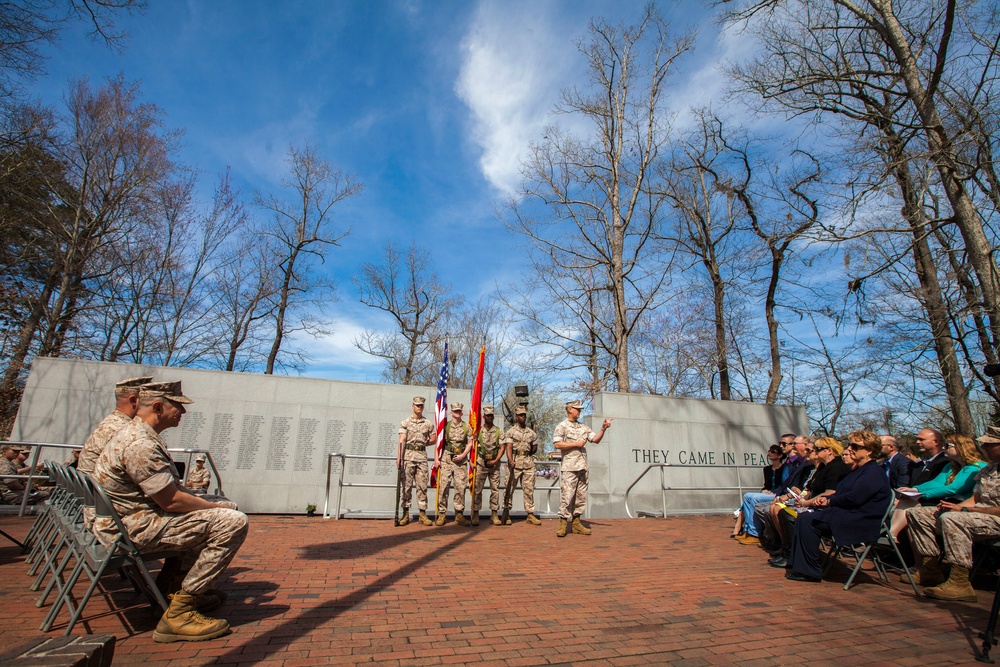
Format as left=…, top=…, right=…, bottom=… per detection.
left=909, top=429, right=950, bottom=486
left=93, top=381, right=248, bottom=643
left=880, top=435, right=910, bottom=489
left=78, top=376, right=150, bottom=476
left=768, top=438, right=851, bottom=567
left=733, top=444, right=786, bottom=537
left=0, top=445, right=47, bottom=503
left=734, top=434, right=795, bottom=542
left=186, top=456, right=211, bottom=495
left=65, top=449, right=80, bottom=469
left=890, top=433, right=986, bottom=540
left=904, top=426, right=1000, bottom=600
left=785, top=430, right=891, bottom=582
left=743, top=436, right=817, bottom=547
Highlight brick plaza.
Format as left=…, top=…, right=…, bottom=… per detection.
left=0, top=514, right=993, bottom=666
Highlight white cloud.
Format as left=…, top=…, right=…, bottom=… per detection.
left=455, top=3, right=582, bottom=196
left=290, top=307, right=391, bottom=383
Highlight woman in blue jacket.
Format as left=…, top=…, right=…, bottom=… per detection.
left=786, top=430, right=892, bottom=582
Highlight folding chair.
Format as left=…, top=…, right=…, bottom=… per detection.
left=824, top=489, right=919, bottom=595
left=40, top=471, right=176, bottom=635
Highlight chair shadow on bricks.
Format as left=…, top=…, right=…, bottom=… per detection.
left=211, top=529, right=477, bottom=664
left=293, top=524, right=461, bottom=561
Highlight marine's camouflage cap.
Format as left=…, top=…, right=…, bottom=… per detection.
left=412, top=396, right=426, bottom=406
left=978, top=426, right=1000, bottom=445
left=565, top=400, right=583, bottom=410
left=114, top=376, right=153, bottom=396
left=140, top=381, right=194, bottom=404
left=483, top=404, right=494, bottom=416
left=451, top=402, right=464, bottom=412
left=515, top=406, right=527, bottom=415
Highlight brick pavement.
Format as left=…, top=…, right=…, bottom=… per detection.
left=0, top=514, right=994, bottom=666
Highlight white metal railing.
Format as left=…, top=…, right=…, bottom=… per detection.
left=323, top=452, right=563, bottom=520
left=624, top=463, right=761, bottom=518
left=2, top=441, right=224, bottom=516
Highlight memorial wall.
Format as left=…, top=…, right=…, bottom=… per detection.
left=11, top=358, right=808, bottom=518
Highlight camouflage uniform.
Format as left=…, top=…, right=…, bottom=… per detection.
left=907, top=463, right=1000, bottom=569
left=472, top=425, right=504, bottom=514
left=0, top=458, right=21, bottom=504
left=553, top=418, right=596, bottom=520
left=504, top=423, right=538, bottom=514
left=92, top=418, right=248, bottom=596
left=437, top=420, right=472, bottom=515
left=78, top=410, right=133, bottom=476
left=399, top=415, right=434, bottom=511
left=186, top=465, right=211, bottom=495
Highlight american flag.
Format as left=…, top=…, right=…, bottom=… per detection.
left=430, top=342, right=448, bottom=488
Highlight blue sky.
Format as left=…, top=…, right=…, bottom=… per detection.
left=28, top=0, right=752, bottom=382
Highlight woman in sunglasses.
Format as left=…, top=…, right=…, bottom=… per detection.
left=785, top=430, right=892, bottom=582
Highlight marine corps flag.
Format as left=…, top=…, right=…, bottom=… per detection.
left=467, top=344, right=485, bottom=485
left=430, top=342, right=449, bottom=489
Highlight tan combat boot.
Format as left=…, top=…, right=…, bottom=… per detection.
left=152, top=591, right=229, bottom=643
left=571, top=517, right=592, bottom=535
left=456, top=513, right=471, bottom=526
left=903, top=556, right=944, bottom=586
left=924, top=566, right=977, bottom=601
left=471, top=512, right=480, bottom=526
left=418, top=511, right=433, bottom=526
left=556, top=518, right=568, bottom=537
left=398, top=513, right=410, bottom=526
left=490, top=511, right=502, bottom=526
left=526, top=514, right=541, bottom=525
left=435, top=513, right=446, bottom=526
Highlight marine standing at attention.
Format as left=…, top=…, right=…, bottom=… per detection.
left=435, top=402, right=474, bottom=526
left=470, top=405, right=505, bottom=526
left=396, top=396, right=435, bottom=526
left=553, top=399, right=612, bottom=537
left=503, top=405, right=541, bottom=526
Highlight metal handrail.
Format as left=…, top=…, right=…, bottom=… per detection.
left=624, top=463, right=760, bottom=518
left=2, top=440, right=224, bottom=516
left=323, top=452, right=564, bottom=520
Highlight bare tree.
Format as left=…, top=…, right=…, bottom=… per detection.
left=353, top=241, right=459, bottom=384
left=254, top=143, right=362, bottom=374
left=0, top=0, right=145, bottom=102
left=721, top=0, right=1000, bottom=400
left=0, top=75, right=178, bottom=422
left=507, top=6, right=693, bottom=393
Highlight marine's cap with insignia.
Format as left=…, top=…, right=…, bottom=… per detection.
left=565, top=399, right=583, bottom=410
left=451, top=402, right=464, bottom=412
left=978, top=426, right=1000, bottom=445
left=195, top=455, right=207, bottom=462
left=483, top=404, right=494, bottom=416
left=140, top=381, right=194, bottom=405
left=115, top=376, right=153, bottom=396
left=412, top=396, right=426, bottom=406
left=515, top=406, right=527, bottom=415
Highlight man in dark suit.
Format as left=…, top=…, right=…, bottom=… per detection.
left=881, top=435, right=910, bottom=489
left=909, top=429, right=949, bottom=487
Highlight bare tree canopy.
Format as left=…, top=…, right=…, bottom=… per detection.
left=506, top=6, right=693, bottom=395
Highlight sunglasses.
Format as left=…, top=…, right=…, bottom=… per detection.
left=815, top=447, right=830, bottom=452
left=847, top=443, right=863, bottom=450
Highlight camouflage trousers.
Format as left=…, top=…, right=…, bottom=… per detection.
left=141, top=508, right=249, bottom=595
left=907, top=505, right=1000, bottom=569
left=558, top=468, right=588, bottom=520
left=506, top=460, right=536, bottom=514
left=401, top=449, right=429, bottom=511
left=437, top=454, right=468, bottom=513
left=471, top=464, right=501, bottom=513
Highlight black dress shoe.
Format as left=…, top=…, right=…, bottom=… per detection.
left=785, top=571, right=821, bottom=582
left=768, top=556, right=788, bottom=568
